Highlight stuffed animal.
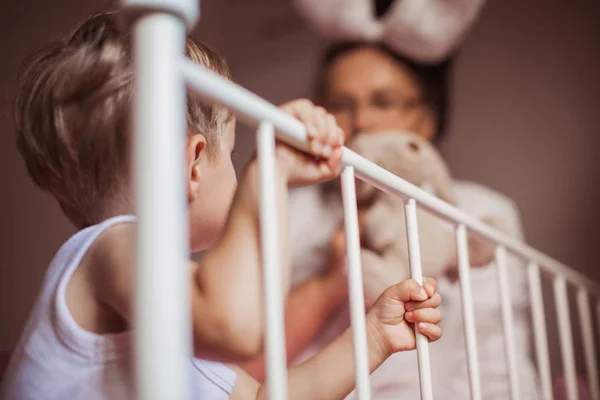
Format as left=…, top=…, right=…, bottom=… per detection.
left=339, top=131, right=499, bottom=304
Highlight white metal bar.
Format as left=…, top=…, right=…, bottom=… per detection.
left=527, top=263, right=553, bottom=400
left=455, top=224, right=482, bottom=400
left=131, top=13, right=190, bottom=400
left=340, top=166, right=372, bottom=400
left=577, top=289, right=600, bottom=400
left=553, top=276, right=579, bottom=400
left=495, top=246, right=520, bottom=400
left=181, top=59, right=600, bottom=296
left=404, top=198, right=433, bottom=400
left=256, top=122, right=289, bottom=400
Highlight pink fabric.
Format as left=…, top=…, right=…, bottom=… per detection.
left=294, top=0, right=486, bottom=62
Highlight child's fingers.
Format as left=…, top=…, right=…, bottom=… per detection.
left=422, top=277, right=437, bottom=297
left=280, top=100, right=326, bottom=157
left=312, top=107, right=329, bottom=149
left=306, top=107, right=327, bottom=156
left=383, top=279, right=428, bottom=303
left=326, top=114, right=342, bottom=148
left=405, top=292, right=441, bottom=311
left=326, top=147, right=343, bottom=174
left=281, top=99, right=315, bottom=134
left=324, top=115, right=344, bottom=171
left=300, top=159, right=332, bottom=183
left=309, top=107, right=331, bottom=158
left=405, top=308, right=442, bottom=325
left=417, top=322, right=443, bottom=342
left=278, top=99, right=344, bottom=164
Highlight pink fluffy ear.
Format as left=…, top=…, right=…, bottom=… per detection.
left=380, top=0, right=486, bottom=63
left=293, top=0, right=382, bottom=40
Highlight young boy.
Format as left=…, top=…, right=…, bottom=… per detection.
left=1, top=11, right=442, bottom=400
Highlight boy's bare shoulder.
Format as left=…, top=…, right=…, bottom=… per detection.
left=86, top=222, right=137, bottom=320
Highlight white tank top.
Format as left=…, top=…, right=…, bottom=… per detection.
left=1, top=216, right=236, bottom=400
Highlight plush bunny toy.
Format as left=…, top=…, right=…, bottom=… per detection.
left=345, top=131, right=498, bottom=304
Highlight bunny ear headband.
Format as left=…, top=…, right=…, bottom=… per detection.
left=293, top=0, right=486, bottom=63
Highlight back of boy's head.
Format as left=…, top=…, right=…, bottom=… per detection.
left=15, top=11, right=231, bottom=228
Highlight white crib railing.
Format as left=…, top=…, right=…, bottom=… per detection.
left=121, top=1, right=600, bottom=400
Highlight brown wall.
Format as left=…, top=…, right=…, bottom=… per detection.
left=1, top=0, right=598, bottom=377
left=444, top=0, right=600, bottom=280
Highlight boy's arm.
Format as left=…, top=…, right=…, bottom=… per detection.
left=189, top=160, right=291, bottom=360
left=260, top=320, right=388, bottom=400
left=230, top=324, right=387, bottom=400
left=230, top=279, right=442, bottom=400
left=92, top=160, right=294, bottom=361
left=93, top=99, right=345, bottom=362
left=238, top=272, right=347, bottom=382
left=190, top=100, right=346, bottom=360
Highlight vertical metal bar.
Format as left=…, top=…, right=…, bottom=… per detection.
left=527, top=263, right=553, bottom=400
left=495, top=246, right=520, bottom=400
left=553, top=276, right=579, bottom=400
left=341, top=166, right=371, bottom=400
left=577, top=289, right=600, bottom=400
left=455, top=224, right=482, bottom=400
left=131, top=13, right=190, bottom=400
left=404, top=198, right=433, bottom=400
left=257, top=122, right=289, bottom=399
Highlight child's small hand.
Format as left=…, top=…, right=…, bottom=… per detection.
left=276, top=99, right=344, bottom=187
left=366, top=277, right=442, bottom=356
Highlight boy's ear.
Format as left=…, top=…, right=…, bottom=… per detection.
left=186, top=133, right=207, bottom=202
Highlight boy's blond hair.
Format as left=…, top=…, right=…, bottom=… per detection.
left=15, top=11, right=232, bottom=228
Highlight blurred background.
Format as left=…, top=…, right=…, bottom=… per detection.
left=1, top=0, right=599, bottom=380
